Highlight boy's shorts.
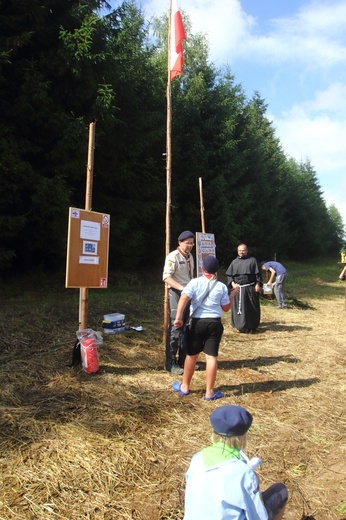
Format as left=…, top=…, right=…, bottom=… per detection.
left=187, top=318, right=223, bottom=357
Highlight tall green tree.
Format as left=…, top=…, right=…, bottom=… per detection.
left=0, top=0, right=112, bottom=271
left=328, top=204, right=345, bottom=246
left=280, top=159, right=338, bottom=258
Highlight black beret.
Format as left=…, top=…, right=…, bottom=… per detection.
left=178, top=230, right=194, bottom=242
left=210, top=405, right=253, bottom=437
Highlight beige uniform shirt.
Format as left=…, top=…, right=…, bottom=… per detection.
left=163, top=249, right=194, bottom=287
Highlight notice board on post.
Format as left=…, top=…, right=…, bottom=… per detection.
left=195, top=232, right=216, bottom=277
left=65, top=207, right=110, bottom=288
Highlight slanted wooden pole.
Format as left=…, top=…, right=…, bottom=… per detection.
left=199, top=177, right=205, bottom=233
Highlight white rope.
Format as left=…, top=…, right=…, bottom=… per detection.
left=237, top=283, right=255, bottom=314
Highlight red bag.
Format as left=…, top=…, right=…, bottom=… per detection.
left=81, top=337, right=99, bottom=373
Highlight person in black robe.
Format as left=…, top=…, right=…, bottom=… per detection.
left=226, top=244, right=261, bottom=332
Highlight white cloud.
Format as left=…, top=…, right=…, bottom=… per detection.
left=300, top=83, right=346, bottom=114
left=185, top=0, right=346, bottom=68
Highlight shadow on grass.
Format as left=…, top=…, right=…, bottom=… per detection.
left=288, top=298, right=315, bottom=310
left=221, top=377, right=320, bottom=396
left=260, top=322, right=313, bottom=332
left=218, top=355, right=299, bottom=371
left=228, top=323, right=313, bottom=335
left=260, top=297, right=315, bottom=310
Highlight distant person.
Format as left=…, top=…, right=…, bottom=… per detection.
left=183, top=404, right=289, bottom=520
left=226, top=244, right=261, bottom=333
left=339, top=265, right=346, bottom=299
left=163, top=231, right=195, bottom=375
left=261, top=260, right=288, bottom=308
left=172, top=255, right=239, bottom=400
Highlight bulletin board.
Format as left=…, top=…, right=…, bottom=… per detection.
left=196, top=232, right=216, bottom=277
left=65, top=207, right=110, bottom=288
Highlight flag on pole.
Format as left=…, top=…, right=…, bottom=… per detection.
left=170, top=0, right=186, bottom=81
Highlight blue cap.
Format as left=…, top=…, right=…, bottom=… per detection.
left=210, top=405, right=253, bottom=437
left=203, top=255, right=219, bottom=274
left=178, top=230, right=194, bottom=242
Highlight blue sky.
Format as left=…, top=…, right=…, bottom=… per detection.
left=108, top=0, right=346, bottom=228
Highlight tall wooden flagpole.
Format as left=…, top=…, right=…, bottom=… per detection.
left=163, top=0, right=173, bottom=344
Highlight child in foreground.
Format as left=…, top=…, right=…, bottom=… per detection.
left=183, top=405, right=288, bottom=520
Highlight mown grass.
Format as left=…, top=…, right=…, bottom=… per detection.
left=0, top=256, right=345, bottom=520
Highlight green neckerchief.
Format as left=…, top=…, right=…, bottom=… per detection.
left=202, top=440, right=242, bottom=468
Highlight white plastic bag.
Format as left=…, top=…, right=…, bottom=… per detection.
left=76, top=329, right=103, bottom=373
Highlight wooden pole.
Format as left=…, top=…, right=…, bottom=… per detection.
left=163, top=0, right=173, bottom=345
left=79, top=122, right=96, bottom=330
left=199, top=177, right=205, bottom=233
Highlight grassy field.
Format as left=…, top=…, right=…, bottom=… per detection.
left=0, top=258, right=345, bottom=519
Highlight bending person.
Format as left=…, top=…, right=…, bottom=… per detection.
left=261, top=260, right=288, bottom=308
left=172, top=255, right=238, bottom=401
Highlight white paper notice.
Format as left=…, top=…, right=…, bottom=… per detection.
left=80, top=220, right=101, bottom=241
left=79, top=256, right=100, bottom=265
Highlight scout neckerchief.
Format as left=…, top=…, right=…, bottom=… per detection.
left=202, top=441, right=241, bottom=468
left=177, top=247, right=193, bottom=279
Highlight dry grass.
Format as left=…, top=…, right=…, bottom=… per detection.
left=0, top=268, right=345, bottom=519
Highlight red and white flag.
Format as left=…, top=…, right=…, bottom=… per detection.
left=170, top=0, right=186, bottom=81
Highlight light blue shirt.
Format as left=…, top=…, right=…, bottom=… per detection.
left=183, top=451, right=268, bottom=520
left=182, top=277, right=230, bottom=318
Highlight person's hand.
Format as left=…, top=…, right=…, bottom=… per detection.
left=255, top=284, right=261, bottom=293
left=173, top=318, right=183, bottom=327
left=231, top=285, right=240, bottom=294
left=267, top=281, right=272, bottom=286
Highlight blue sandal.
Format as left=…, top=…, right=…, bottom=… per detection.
left=204, top=391, right=223, bottom=401
left=172, top=381, right=190, bottom=396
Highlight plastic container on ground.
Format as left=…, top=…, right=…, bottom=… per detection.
left=263, top=284, right=273, bottom=295
left=103, top=313, right=125, bottom=328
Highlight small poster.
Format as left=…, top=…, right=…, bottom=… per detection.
left=82, top=240, right=98, bottom=255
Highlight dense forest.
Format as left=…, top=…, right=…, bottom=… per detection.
left=0, top=0, right=344, bottom=275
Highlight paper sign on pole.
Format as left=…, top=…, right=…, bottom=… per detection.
left=195, top=232, right=216, bottom=277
